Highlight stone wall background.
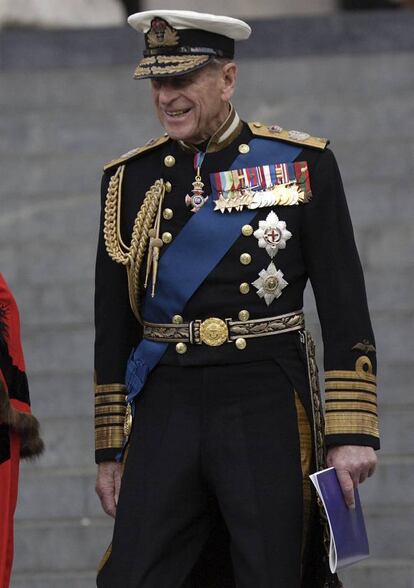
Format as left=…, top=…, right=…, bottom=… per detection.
left=1, top=11, right=413, bottom=588
left=0, top=0, right=337, bottom=28
left=0, top=0, right=124, bottom=28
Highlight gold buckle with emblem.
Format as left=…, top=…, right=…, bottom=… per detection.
left=192, top=317, right=231, bottom=346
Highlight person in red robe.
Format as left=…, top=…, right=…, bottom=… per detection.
left=0, top=272, right=43, bottom=588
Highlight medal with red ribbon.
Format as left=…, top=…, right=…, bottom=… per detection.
left=185, top=151, right=209, bottom=213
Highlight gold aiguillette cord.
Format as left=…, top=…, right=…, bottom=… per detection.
left=144, top=184, right=165, bottom=297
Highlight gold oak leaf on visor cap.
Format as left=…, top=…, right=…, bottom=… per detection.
left=128, top=9, right=251, bottom=80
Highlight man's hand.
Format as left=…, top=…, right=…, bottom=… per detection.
left=96, top=461, right=122, bottom=518
left=326, top=445, right=377, bottom=509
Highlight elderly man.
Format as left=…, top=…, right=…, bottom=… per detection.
left=94, top=10, right=379, bottom=588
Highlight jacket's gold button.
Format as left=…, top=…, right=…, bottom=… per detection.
left=238, top=143, right=250, bottom=154
left=165, top=181, right=172, bottom=192
left=235, top=337, right=247, bottom=350
left=164, top=155, right=176, bottom=167
left=239, top=282, right=250, bottom=294
left=172, top=314, right=183, bottom=324
left=238, top=310, right=250, bottom=321
left=176, top=342, right=187, bottom=354
left=240, top=253, right=251, bottom=265
left=162, top=232, right=173, bottom=244
left=163, top=208, right=173, bottom=220
left=241, top=224, right=253, bottom=237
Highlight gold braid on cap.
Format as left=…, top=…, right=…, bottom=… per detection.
left=103, top=165, right=166, bottom=322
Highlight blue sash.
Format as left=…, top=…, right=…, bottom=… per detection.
left=125, top=138, right=301, bottom=409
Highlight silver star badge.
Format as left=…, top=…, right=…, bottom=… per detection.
left=253, top=211, right=292, bottom=258
left=252, top=262, right=288, bottom=306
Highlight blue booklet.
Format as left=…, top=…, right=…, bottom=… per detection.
left=309, top=467, right=370, bottom=572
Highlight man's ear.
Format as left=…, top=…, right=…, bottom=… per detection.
left=221, top=62, right=238, bottom=102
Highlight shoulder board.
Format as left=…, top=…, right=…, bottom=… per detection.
left=248, top=122, right=329, bottom=150
left=103, top=134, right=170, bottom=172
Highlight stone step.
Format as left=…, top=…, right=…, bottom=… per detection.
left=340, top=559, right=414, bottom=588
left=0, top=109, right=154, bottom=158
left=0, top=153, right=103, bottom=200
left=11, top=571, right=96, bottom=588
left=2, top=51, right=413, bottom=115
left=13, top=518, right=113, bottom=574
left=24, top=371, right=93, bottom=419
left=12, top=560, right=414, bottom=588
left=29, top=417, right=93, bottom=469
left=22, top=399, right=414, bottom=475
left=363, top=506, right=414, bottom=560
left=11, top=507, right=414, bottom=575
left=358, top=457, right=414, bottom=507
left=16, top=456, right=414, bottom=523
left=11, top=561, right=414, bottom=588
left=20, top=326, right=93, bottom=376
left=15, top=469, right=101, bottom=521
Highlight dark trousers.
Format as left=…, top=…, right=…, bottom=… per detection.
left=97, top=359, right=313, bottom=588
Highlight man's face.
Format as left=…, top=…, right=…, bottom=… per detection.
left=150, top=63, right=237, bottom=144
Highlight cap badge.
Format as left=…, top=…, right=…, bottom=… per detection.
left=147, top=17, right=180, bottom=49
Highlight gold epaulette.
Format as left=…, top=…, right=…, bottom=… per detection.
left=248, top=121, right=329, bottom=150
left=103, top=134, right=170, bottom=171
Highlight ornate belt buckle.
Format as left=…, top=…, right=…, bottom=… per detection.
left=199, top=317, right=229, bottom=347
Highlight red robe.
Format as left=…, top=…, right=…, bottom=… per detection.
left=0, top=273, right=43, bottom=588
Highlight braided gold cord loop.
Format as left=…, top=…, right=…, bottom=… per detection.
left=128, top=180, right=165, bottom=320
left=103, top=166, right=165, bottom=322
left=103, top=166, right=130, bottom=265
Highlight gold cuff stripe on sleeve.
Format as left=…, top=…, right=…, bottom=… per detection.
left=95, top=405, right=127, bottom=416
left=325, top=413, right=379, bottom=437
left=325, top=371, right=376, bottom=384
left=325, top=391, right=377, bottom=402
left=325, top=402, right=377, bottom=414
left=95, top=427, right=123, bottom=438
left=325, top=381, right=376, bottom=393
left=95, top=429, right=125, bottom=450
left=95, top=394, right=126, bottom=405
left=95, top=415, right=125, bottom=427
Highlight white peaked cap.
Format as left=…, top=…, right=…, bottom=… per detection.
left=128, top=10, right=252, bottom=41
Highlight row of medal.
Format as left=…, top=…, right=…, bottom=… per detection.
left=185, top=162, right=310, bottom=214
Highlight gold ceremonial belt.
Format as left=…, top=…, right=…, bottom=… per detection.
left=143, top=310, right=305, bottom=347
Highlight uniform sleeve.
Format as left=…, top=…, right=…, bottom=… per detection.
left=302, top=149, right=379, bottom=450
left=94, top=172, right=141, bottom=463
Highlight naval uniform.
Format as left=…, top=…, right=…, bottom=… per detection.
left=94, top=112, right=379, bottom=588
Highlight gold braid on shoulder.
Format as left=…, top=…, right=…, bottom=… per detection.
left=103, top=165, right=166, bottom=323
